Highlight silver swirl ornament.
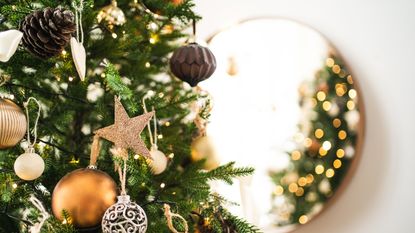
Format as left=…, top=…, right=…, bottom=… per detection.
left=0, top=98, right=26, bottom=149
left=102, top=195, right=148, bottom=233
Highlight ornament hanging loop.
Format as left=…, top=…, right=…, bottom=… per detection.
left=142, top=95, right=158, bottom=149
left=189, top=19, right=197, bottom=43
left=110, top=147, right=128, bottom=196
left=164, top=204, right=189, bottom=233
left=192, top=19, right=197, bottom=37
left=23, top=97, right=41, bottom=148
left=72, top=0, right=84, bottom=44
left=89, top=134, right=101, bottom=168
left=28, top=195, right=49, bottom=233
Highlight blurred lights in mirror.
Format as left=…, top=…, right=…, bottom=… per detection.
left=314, top=129, right=324, bottom=139
left=337, top=149, right=345, bottom=158
left=333, top=118, right=342, bottom=128
left=326, top=168, right=335, bottom=178
left=299, top=215, right=309, bottom=224
left=333, top=159, right=342, bottom=169
left=317, top=91, right=326, bottom=101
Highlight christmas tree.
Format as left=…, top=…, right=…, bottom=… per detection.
left=0, top=0, right=259, bottom=232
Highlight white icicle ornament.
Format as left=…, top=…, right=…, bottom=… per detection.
left=0, top=30, right=23, bottom=62
left=14, top=146, right=45, bottom=181
left=70, top=37, right=86, bottom=81
left=148, top=146, right=168, bottom=175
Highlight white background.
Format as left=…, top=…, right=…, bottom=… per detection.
left=193, top=0, right=415, bottom=232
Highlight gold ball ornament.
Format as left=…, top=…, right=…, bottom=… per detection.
left=52, top=167, right=118, bottom=228
left=14, top=147, right=44, bottom=181
left=191, top=136, right=219, bottom=170
left=97, top=0, right=126, bottom=27
left=148, top=146, right=168, bottom=175
left=0, top=98, right=27, bottom=149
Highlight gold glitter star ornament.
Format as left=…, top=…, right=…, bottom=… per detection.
left=95, top=97, right=154, bottom=158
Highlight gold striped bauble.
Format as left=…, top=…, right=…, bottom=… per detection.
left=0, top=98, right=27, bottom=149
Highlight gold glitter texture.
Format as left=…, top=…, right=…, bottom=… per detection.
left=95, top=97, right=154, bottom=157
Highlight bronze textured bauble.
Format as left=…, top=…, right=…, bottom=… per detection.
left=0, top=98, right=27, bottom=149
left=170, top=43, right=217, bottom=87
left=52, top=168, right=118, bottom=228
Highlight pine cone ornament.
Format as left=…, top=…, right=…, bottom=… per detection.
left=20, top=7, right=76, bottom=59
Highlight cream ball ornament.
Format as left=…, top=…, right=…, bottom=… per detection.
left=14, top=146, right=45, bottom=181
left=148, top=146, right=168, bottom=175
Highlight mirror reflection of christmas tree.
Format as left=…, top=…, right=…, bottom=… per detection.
left=270, top=55, right=361, bottom=226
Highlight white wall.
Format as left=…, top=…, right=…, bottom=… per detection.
left=193, top=0, right=415, bottom=232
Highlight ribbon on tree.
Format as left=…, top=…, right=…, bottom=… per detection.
left=89, top=135, right=101, bottom=168
left=164, top=204, right=189, bottom=233
left=28, top=195, right=49, bottom=233
left=110, top=147, right=128, bottom=195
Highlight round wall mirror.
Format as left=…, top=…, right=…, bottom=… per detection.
left=200, top=18, right=364, bottom=232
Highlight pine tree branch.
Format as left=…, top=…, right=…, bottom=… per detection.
left=0, top=169, right=13, bottom=174
left=158, top=95, right=198, bottom=110
left=204, top=162, right=255, bottom=184
left=38, top=139, right=73, bottom=155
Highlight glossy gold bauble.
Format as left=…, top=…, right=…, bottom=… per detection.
left=0, top=98, right=27, bottom=149
left=191, top=136, right=219, bottom=170
left=52, top=168, right=118, bottom=228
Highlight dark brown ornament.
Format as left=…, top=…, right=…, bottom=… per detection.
left=170, top=42, right=216, bottom=87
left=20, top=7, right=76, bottom=59
left=52, top=168, right=118, bottom=228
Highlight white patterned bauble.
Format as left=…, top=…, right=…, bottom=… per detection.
left=102, top=195, right=147, bottom=233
